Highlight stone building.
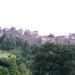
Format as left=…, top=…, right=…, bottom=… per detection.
left=68, top=33, right=75, bottom=39
left=0, top=27, right=75, bottom=45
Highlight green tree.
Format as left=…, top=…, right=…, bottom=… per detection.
left=0, top=33, right=9, bottom=43
left=32, top=43, right=40, bottom=54
left=14, top=35, right=23, bottom=47
left=23, top=39, right=30, bottom=50
left=1, top=37, right=16, bottom=50
left=18, top=63, right=26, bottom=75
left=33, top=42, right=75, bottom=75
left=8, top=57, right=20, bottom=75
left=48, top=33, right=55, bottom=37
left=22, top=39, right=31, bottom=57
left=16, top=57, right=27, bottom=66
left=0, top=66, right=10, bottom=75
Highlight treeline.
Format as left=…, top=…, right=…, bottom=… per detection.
left=0, top=33, right=23, bottom=50
left=33, top=42, right=75, bottom=75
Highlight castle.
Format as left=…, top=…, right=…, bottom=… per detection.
left=0, top=27, right=75, bottom=45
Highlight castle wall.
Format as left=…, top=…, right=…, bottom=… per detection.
left=22, top=34, right=38, bottom=45
left=3, top=31, right=38, bottom=45
left=0, top=32, right=3, bottom=37
left=55, top=36, right=65, bottom=44
left=1, top=27, right=75, bottom=45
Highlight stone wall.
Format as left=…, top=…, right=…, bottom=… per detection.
left=1, top=27, right=75, bottom=45
left=22, top=34, right=38, bottom=45
left=3, top=31, right=38, bottom=45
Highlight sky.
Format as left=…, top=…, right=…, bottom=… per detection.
left=0, top=0, right=75, bottom=36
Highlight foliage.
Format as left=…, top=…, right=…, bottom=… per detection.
left=22, top=39, right=31, bottom=57
left=33, top=42, right=75, bottom=75
left=0, top=33, right=9, bottom=43
left=26, top=55, right=32, bottom=60
left=1, top=37, right=16, bottom=50
left=14, top=35, right=23, bottom=47
left=8, top=57, right=20, bottom=75
left=0, top=33, right=16, bottom=50
left=0, top=66, right=10, bottom=75
left=18, top=63, right=26, bottom=75
left=8, top=55, right=11, bottom=58
left=0, top=33, right=23, bottom=50
left=32, top=43, right=40, bottom=54
left=23, top=39, right=30, bottom=50
left=26, top=60, right=34, bottom=72
left=48, top=33, right=55, bottom=37
left=0, top=58, right=10, bottom=67
left=16, top=57, right=27, bottom=66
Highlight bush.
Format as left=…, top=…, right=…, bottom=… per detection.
left=0, top=66, right=10, bottom=75
left=8, top=57, right=20, bottom=75
left=16, top=57, right=27, bottom=66
left=18, top=63, right=27, bottom=74
left=26, top=55, right=32, bottom=60
left=8, top=55, right=11, bottom=58
left=0, top=58, right=10, bottom=67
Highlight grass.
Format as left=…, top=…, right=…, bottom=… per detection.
left=8, top=49, right=24, bottom=58
left=0, top=48, right=24, bottom=59
left=0, top=50, right=16, bottom=59
left=0, top=48, right=33, bottom=75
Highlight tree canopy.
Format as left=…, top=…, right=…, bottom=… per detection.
left=23, top=39, right=31, bottom=57
left=0, top=33, right=23, bottom=50
left=8, top=57, right=20, bottom=75
left=23, top=39, right=30, bottom=50
left=0, top=33, right=9, bottom=43
left=0, top=66, right=10, bottom=75
left=13, top=35, right=23, bottom=47
left=1, top=36, right=16, bottom=50
left=33, top=42, right=75, bottom=75
left=48, top=33, right=55, bottom=37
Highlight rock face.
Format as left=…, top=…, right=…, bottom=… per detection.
left=0, top=27, right=75, bottom=45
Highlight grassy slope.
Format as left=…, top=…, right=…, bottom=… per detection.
left=0, top=50, right=16, bottom=58
left=8, top=49, right=23, bottom=58
left=0, top=49, right=33, bottom=75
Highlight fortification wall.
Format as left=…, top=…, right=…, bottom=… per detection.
left=22, top=34, right=38, bottom=45
left=1, top=27, right=75, bottom=45
left=55, top=37, right=65, bottom=44
left=3, top=31, right=38, bottom=45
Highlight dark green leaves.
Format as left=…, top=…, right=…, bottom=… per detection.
left=33, top=42, right=75, bottom=75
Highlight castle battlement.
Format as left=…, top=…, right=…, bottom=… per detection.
left=0, top=27, right=75, bottom=45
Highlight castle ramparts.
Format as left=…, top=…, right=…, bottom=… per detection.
left=0, top=27, right=75, bottom=45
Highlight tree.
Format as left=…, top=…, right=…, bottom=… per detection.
left=8, top=57, right=20, bottom=75
left=0, top=33, right=9, bottom=43
left=32, top=43, right=40, bottom=54
left=23, top=39, right=30, bottom=50
left=48, top=33, right=55, bottom=37
left=33, top=42, right=75, bottom=75
left=1, top=37, right=16, bottom=50
left=22, top=39, right=31, bottom=57
left=0, top=66, right=10, bottom=75
left=14, top=35, right=23, bottom=47
left=18, top=63, right=26, bottom=75
left=16, top=57, right=27, bottom=66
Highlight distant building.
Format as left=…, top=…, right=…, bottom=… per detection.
left=68, top=33, right=75, bottom=39
left=11, top=27, right=16, bottom=31
left=0, top=27, right=75, bottom=45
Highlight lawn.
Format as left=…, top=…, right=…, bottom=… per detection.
left=0, top=50, right=16, bottom=59
left=8, top=49, right=24, bottom=58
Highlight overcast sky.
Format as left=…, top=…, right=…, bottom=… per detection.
left=0, top=0, right=75, bottom=36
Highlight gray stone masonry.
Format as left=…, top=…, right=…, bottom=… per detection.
left=0, top=27, right=75, bottom=45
